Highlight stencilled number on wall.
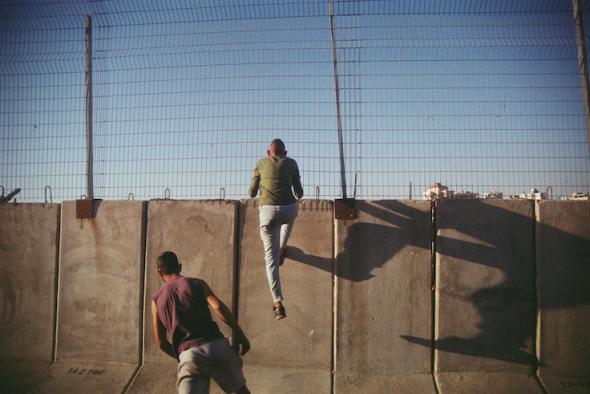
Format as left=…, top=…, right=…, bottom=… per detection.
left=67, top=368, right=105, bottom=376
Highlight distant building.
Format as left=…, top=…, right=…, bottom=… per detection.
left=517, top=188, right=548, bottom=200
left=423, top=182, right=454, bottom=200
left=483, top=190, right=503, bottom=199
left=454, top=191, right=479, bottom=199
left=565, top=192, right=589, bottom=200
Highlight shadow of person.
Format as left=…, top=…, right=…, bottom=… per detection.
left=284, top=198, right=589, bottom=368
left=402, top=283, right=538, bottom=366
left=288, top=200, right=431, bottom=281
left=285, top=245, right=333, bottom=275
left=288, top=198, right=590, bottom=369
left=402, top=199, right=590, bottom=369
left=400, top=199, right=538, bottom=368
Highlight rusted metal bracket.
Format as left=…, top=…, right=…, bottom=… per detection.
left=76, top=198, right=101, bottom=219
left=334, top=198, right=357, bottom=220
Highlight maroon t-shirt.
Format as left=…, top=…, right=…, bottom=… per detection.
left=153, top=276, right=223, bottom=354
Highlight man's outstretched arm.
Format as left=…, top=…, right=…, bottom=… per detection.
left=201, top=280, right=251, bottom=355
left=151, top=300, right=177, bottom=360
left=248, top=165, right=260, bottom=198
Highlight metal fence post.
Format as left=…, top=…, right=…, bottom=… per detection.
left=85, top=15, right=94, bottom=199
left=573, top=0, right=590, bottom=155
left=328, top=0, right=348, bottom=199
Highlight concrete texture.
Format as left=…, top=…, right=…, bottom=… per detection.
left=435, top=372, right=543, bottom=394
left=536, top=201, right=590, bottom=394
left=238, top=199, right=333, bottom=393
left=4, top=199, right=590, bottom=394
left=432, top=199, right=541, bottom=393
left=128, top=200, right=238, bottom=394
left=334, top=200, right=435, bottom=393
left=0, top=204, right=60, bottom=393
left=34, top=200, right=146, bottom=394
left=33, top=361, right=138, bottom=394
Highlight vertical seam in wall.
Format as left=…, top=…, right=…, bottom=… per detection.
left=123, top=201, right=149, bottom=394
left=331, top=205, right=337, bottom=394
left=51, top=204, right=62, bottom=364
left=138, top=201, right=148, bottom=366
left=533, top=201, right=549, bottom=394
left=232, top=201, right=241, bottom=345
left=431, top=201, right=441, bottom=394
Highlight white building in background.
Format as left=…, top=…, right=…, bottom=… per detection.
left=483, top=190, right=503, bottom=199
left=516, top=188, right=548, bottom=200
left=423, top=182, right=454, bottom=200
left=563, top=192, right=590, bottom=200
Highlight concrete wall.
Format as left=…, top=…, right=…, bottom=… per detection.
left=537, top=201, right=590, bottom=393
left=35, top=200, right=146, bottom=394
left=434, top=199, right=541, bottom=393
left=335, top=200, right=435, bottom=393
left=0, top=204, right=60, bottom=394
left=0, top=199, right=588, bottom=394
left=128, top=200, right=237, bottom=394
left=237, top=200, right=333, bottom=394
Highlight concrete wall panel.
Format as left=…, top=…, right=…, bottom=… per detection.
left=334, top=200, right=435, bottom=393
left=238, top=199, right=333, bottom=393
left=0, top=203, right=60, bottom=393
left=5, top=198, right=587, bottom=393
left=56, top=200, right=145, bottom=362
left=434, top=199, right=541, bottom=393
left=33, top=361, right=138, bottom=394
left=35, top=200, right=145, bottom=394
left=128, top=200, right=237, bottom=394
left=537, top=200, right=590, bottom=393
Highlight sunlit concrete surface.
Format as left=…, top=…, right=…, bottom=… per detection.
left=0, top=199, right=588, bottom=393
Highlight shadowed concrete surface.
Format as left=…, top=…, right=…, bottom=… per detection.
left=0, top=204, right=60, bottom=394
left=127, top=200, right=237, bottom=394
left=238, top=199, right=333, bottom=394
left=433, top=200, right=541, bottom=393
left=537, top=201, right=590, bottom=394
left=1, top=199, right=589, bottom=394
left=33, top=201, right=146, bottom=394
left=333, top=200, right=435, bottom=393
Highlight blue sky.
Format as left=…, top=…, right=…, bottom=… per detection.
left=1, top=0, right=589, bottom=201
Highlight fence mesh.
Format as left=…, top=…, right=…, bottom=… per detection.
left=2, top=0, right=590, bottom=202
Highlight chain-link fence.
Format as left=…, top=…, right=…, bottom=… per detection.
left=2, top=0, right=590, bottom=202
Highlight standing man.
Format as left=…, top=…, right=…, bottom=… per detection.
left=248, top=139, right=303, bottom=320
left=152, top=251, right=251, bottom=394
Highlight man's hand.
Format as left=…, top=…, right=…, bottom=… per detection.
left=202, top=279, right=251, bottom=356
left=234, top=331, right=251, bottom=356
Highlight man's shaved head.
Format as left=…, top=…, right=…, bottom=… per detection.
left=268, top=139, right=287, bottom=158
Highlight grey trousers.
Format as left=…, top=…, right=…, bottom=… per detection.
left=258, top=203, right=298, bottom=303
left=177, top=338, right=245, bottom=394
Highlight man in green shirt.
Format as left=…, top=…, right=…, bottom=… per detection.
left=249, top=139, right=303, bottom=320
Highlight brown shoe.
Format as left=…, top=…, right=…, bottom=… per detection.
left=273, top=304, right=286, bottom=320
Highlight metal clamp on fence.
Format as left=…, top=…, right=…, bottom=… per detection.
left=76, top=194, right=101, bottom=219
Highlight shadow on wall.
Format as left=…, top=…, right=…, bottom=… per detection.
left=0, top=269, right=18, bottom=343
left=287, top=200, right=430, bottom=281
left=287, top=200, right=590, bottom=369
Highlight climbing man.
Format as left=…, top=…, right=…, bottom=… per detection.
left=151, top=251, right=251, bottom=394
left=248, top=138, right=303, bottom=320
